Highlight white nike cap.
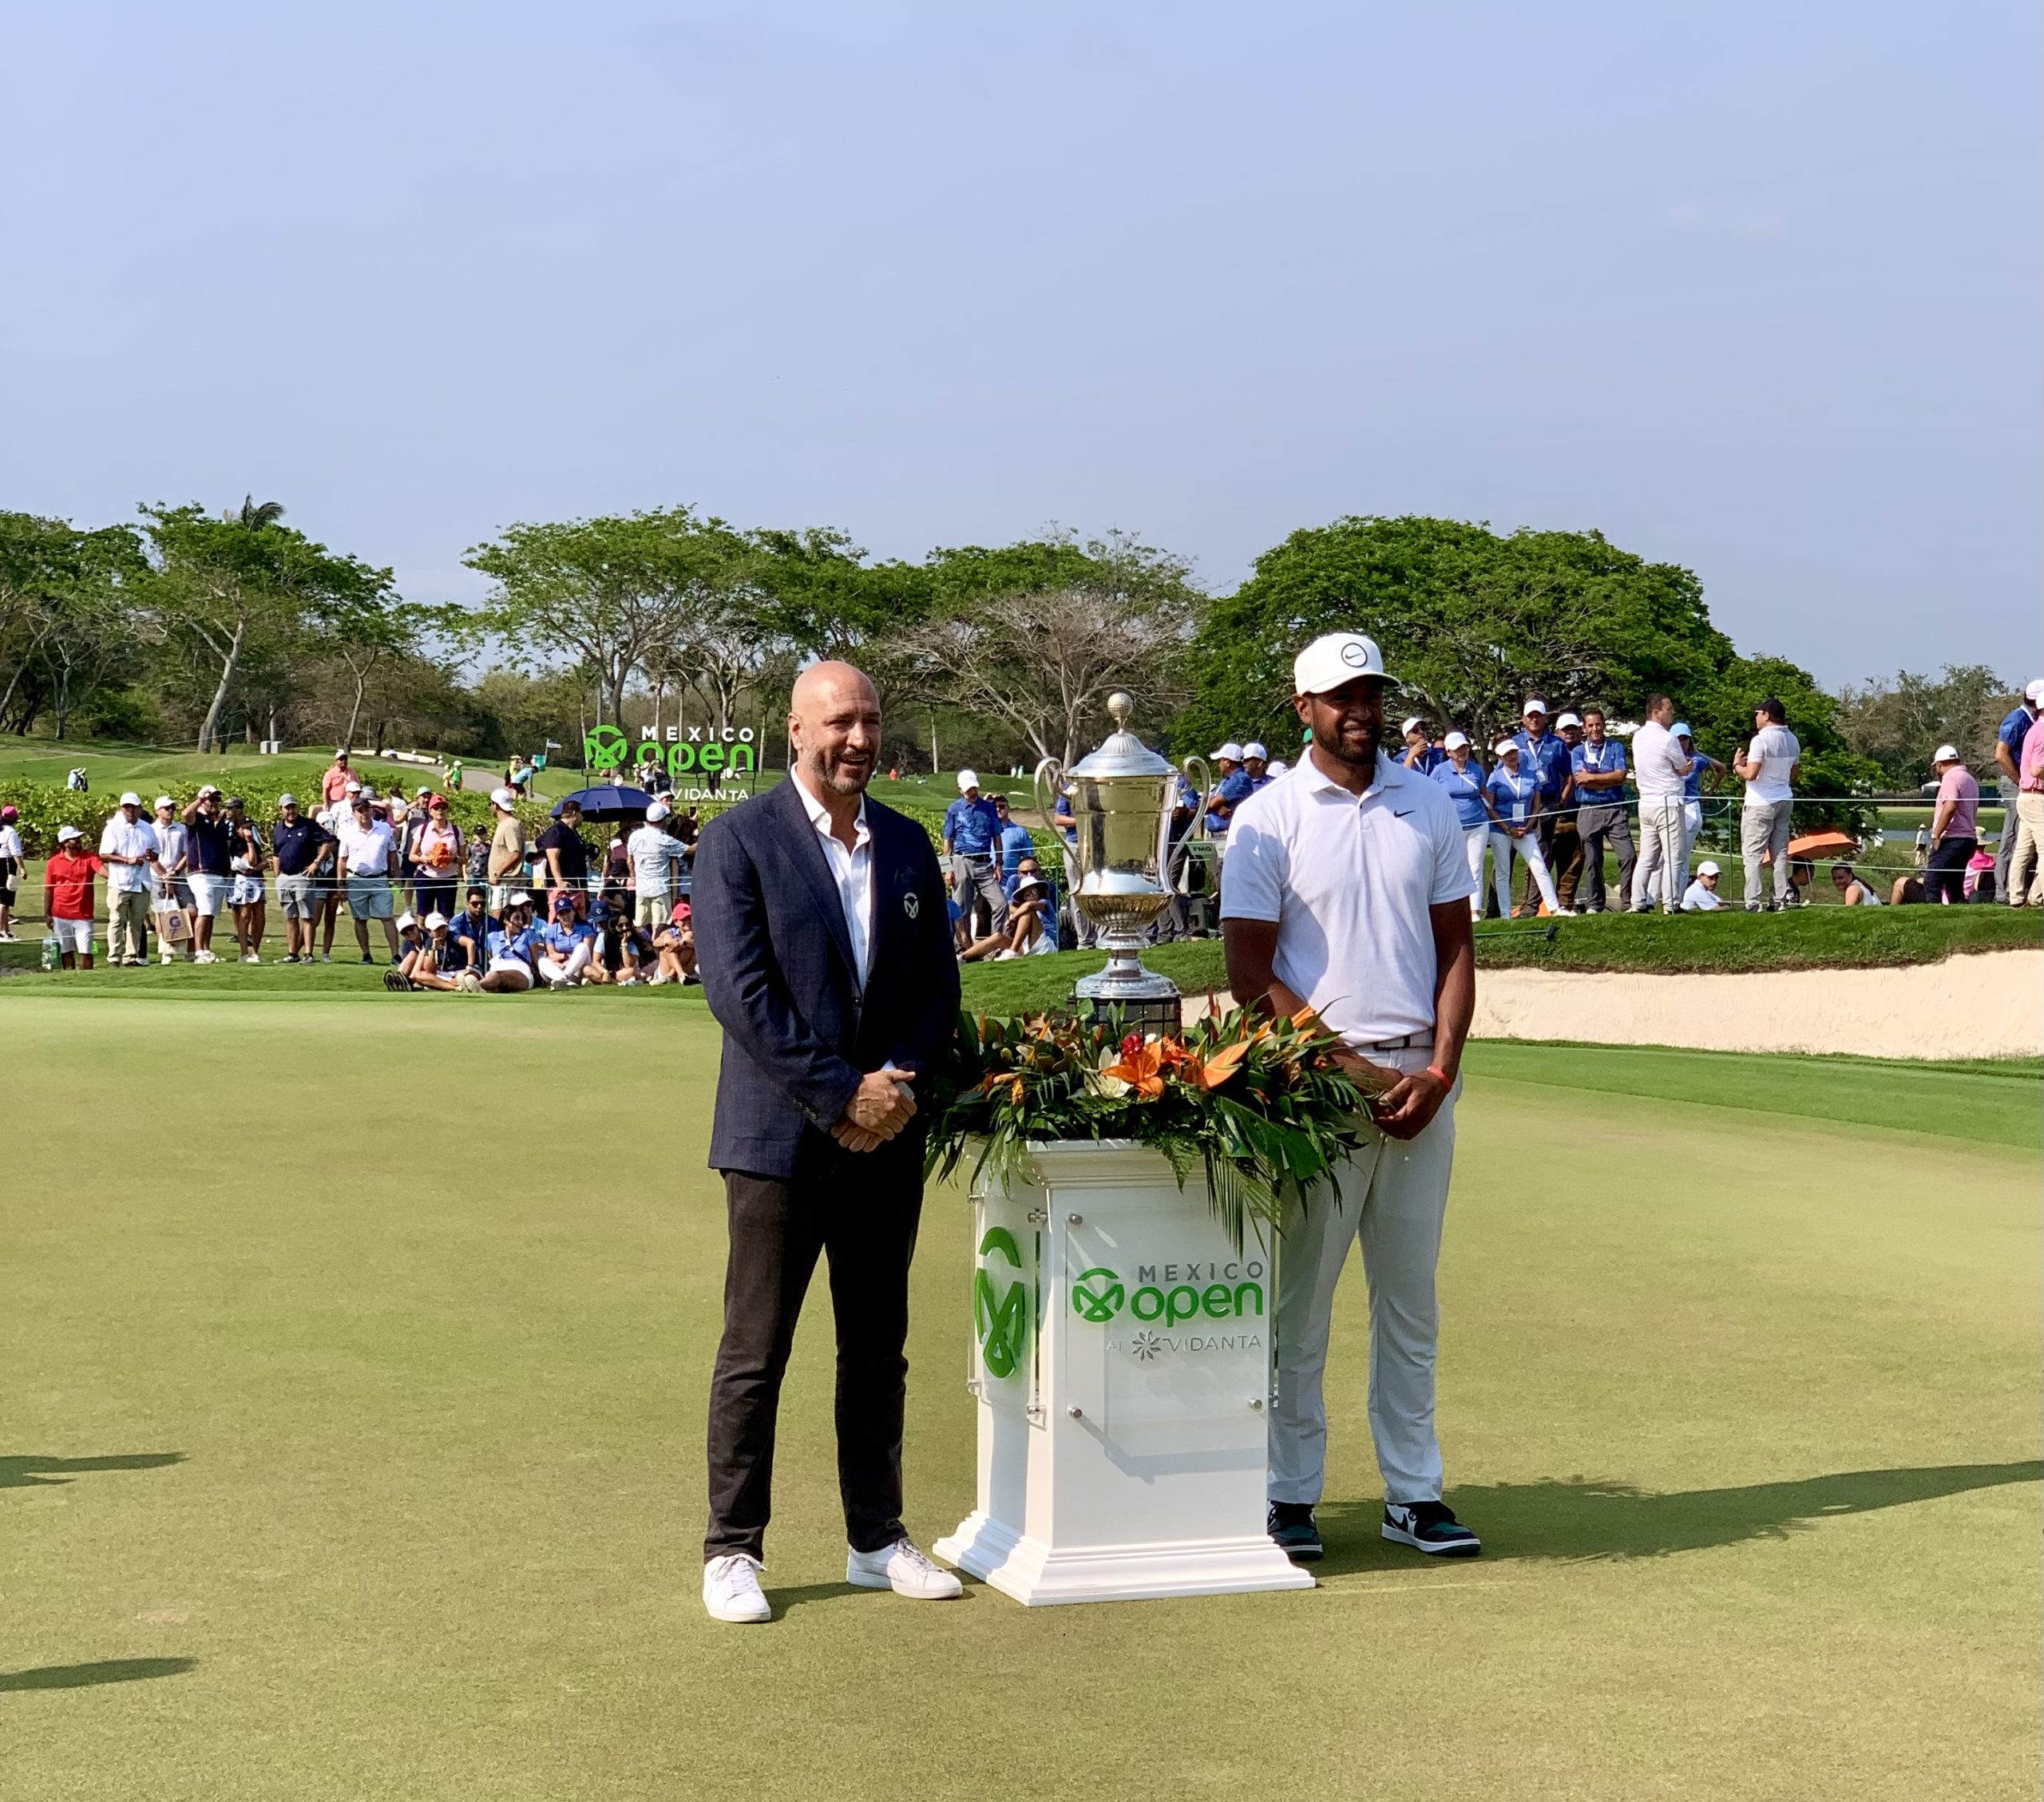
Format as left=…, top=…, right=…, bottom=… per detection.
left=1211, top=743, right=1245, bottom=763
left=1493, top=738, right=1519, bottom=757
left=1555, top=711, right=1583, bottom=730
left=1523, top=697, right=1549, bottom=716
left=2027, top=679, right=2044, bottom=704
left=490, top=786, right=517, bottom=808
left=956, top=769, right=980, bottom=794
left=1932, top=743, right=1961, bottom=764
left=1697, top=860, right=1720, bottom=877
left=118, top=790, right=141, bottom=806
left=1400, top=716, right=1424, bottom=737
left=1443, top=730, right=1469, bottom=750
left=1293, top=632, right=1388, bottom=695
left=1243, top=742, right=1269, bottom=761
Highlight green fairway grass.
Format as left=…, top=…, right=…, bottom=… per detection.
left=4, top=999, right=2036, bottom=1800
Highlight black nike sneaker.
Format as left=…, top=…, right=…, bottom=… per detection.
left=1381, top=1499, right=1480, bottom=1557
left=1267, top=1501, right=1323, bottom=1563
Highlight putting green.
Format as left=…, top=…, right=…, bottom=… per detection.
left=2, top=999, right=2036, bottom=1800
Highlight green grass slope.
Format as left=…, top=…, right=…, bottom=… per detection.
left=3, top=1000, right=2036, bottom=1801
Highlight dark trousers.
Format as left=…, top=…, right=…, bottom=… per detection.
left=703, top=1147, right=924, bottom=1562
left=1926, top=836, right=1975, bottom=905
left=1547, top=815, right=1584, bottom=910
left=1575, top=806, right=1637, bottom=912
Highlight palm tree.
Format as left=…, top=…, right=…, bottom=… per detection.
left=230, top=495, right=286, bottom=529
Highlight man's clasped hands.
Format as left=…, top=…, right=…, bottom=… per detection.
left=831, top=1064, right=917, bottom=1154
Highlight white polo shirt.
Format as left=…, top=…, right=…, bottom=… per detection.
left=97, top=814, right=160, bottom=894
left=1221, top=750, right=1473, bottom=1048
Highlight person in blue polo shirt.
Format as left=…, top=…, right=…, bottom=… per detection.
left=1429, top=731, right=1491, bottom=918
left=1400, top=717, right=1447, bottom=775
left=991, top=794, right=1035, bottom=885
left=1511, top=699, right=1571, bottom=915
left=942, top=769, right=1007, bottom=937
left=1206, top=743, right=1255, bottom=834
left=1993, top=680, right=2044, bottom=901
left=1242, top=743, right=1274, bottom=792
left=1484, top=739, right=1560, bottom=916
left=1569, top=707, right=1634, bottom=913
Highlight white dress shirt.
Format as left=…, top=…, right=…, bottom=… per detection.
left=794, top=777, right=873, bottom=990
left=98, top=815, right=160, bottom=893
left=1632, top=720, right=1689, bottom=798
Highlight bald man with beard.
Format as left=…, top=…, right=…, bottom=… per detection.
left=692, top=662, right=962, bottom=1624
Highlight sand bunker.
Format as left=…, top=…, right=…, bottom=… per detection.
left=1185, top=949, right=2040, bottom=1062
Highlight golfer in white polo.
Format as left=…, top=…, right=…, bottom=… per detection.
left=1222, top=631, right=1480, bottom=1563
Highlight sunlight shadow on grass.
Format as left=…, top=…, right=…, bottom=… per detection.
left=0, top=1453, right=185, bottom=1490
left=0, top=1658, right=196, bottom=1693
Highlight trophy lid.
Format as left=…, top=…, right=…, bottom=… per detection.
left=1068, top=692, right=1175, bottom=780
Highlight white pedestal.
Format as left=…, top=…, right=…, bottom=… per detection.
left=934, top=1139, right=1313, bottom=1606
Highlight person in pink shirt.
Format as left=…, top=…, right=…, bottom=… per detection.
left=319, top=750, right=355, bottom=806
left=1925, top=745, right=1979, bottom=905
left=2007, top=715, right=2044, bottom=905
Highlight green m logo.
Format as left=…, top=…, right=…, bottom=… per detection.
left=1072, top=1266, right=1125, bottom=1324
left=973, top=1228, right=1028, bottom=1380
left=584, top=725, right=628, bottom=772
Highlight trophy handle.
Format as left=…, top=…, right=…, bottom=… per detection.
left=1032, top=756, right=1068, bottom=838
left=1181, top=755, right=1214, bottom=840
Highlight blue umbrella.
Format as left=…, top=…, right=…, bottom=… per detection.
left=552, top=783, right=656, bottom=822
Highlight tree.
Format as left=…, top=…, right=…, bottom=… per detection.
left=1834, top=664, right=2018, bottom=786
left=0, top=513, right=149, bottom=736
left=465, top=506, right=750, bottom=728
left=1178, top=516, right=1733, bottom=759
left=143, top=503, right=395, bottom=753
left=907, top=532, right=1204, bottom=767
left=749, top=526, right=935, bottom=714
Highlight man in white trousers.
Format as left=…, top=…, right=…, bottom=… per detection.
left=1222, top=630, right=1480, bottom=1565
left=1630, top=694, right=1693, bottom=913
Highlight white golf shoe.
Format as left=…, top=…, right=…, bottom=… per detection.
left=702, top=1554, right=771, bottom=1624
left=846, top=1537, right=962, bottom=1599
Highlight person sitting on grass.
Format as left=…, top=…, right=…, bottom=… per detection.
left=43, top=825, right=104, bottom=970
left=535, top=894, right=597, bottom=988
left=389, top=911, right=473, bottom=992
left=1679, top=859, right=1725, bottom=911
left=447, top=885, right=496, bottom=967
left=477, top=893, right=539, bottom=992
left=382, top=913, right=429, bottom=988
left=585, top=895, right=642, bottom=985
left=958, top=875, right=1060, bottom=961
left=649, top=897, right=698, bottom=984
left=1832, top=863, right=1884, bottom=906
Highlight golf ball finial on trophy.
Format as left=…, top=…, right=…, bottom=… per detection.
left=1032, top=691, right=1184, bottom=1036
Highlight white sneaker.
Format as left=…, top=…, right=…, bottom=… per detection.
left=241, top=953, right=261, bottom=964
left=193, top=949, right=218, bottom=964
left=846, top=1537, right=962, bottom=1599
left=703, top=1554, right=771, bottom=1623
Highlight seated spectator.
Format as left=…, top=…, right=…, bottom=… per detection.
left=1679, top=860, right=1725, bottom=911
left=536, top=895, right=598, bottom=988
left=479, top=894, right=539, bottom=992
left=650, top=897, right=698, bottom=985
left=1831, top=864, right=1884, bottom=906
left=1890, top=875, right=1926, bottom=905
left=396, top=911, right=474, bottom=991
left=959, top=875, right=1059, bottom=960
left=588, top=893, right=650, bottom=986
left=448, top=885, right=496, bottom=964
left=1963, top=842, right=1996, bottom=901
left=382, top=913, right=428, bottom=988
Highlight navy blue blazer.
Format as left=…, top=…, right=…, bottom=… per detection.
left=694, top=778, right=960, bottom=1179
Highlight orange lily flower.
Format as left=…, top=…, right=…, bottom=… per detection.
left=1190, top=1040, right=1248, bottom=1091
left=1100, top=1039, right=1167, bottom=1099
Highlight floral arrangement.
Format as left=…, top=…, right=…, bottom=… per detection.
left=925, top=1004, right=1375, bottom=1250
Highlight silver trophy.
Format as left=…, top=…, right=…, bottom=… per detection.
left=1034, top=692, right=1185, bottom=1031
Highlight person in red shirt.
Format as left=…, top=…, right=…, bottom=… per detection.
left=43, top=826, right=105, bottom=969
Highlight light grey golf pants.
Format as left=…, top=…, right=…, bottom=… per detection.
left=1631, top=797, right=1687, bottom=911
left=950, top=853, right=1008, bottom=937
left=1270, top=1065, right=1459, bottom=1509
left=1741, top=798, right=1795, bottom=906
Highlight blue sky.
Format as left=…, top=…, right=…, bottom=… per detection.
left=2, top=2, right=2035, bottom=684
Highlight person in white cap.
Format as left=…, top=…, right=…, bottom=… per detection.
left=1510, top=699, right=1572, bottom=917
left=627, top=800, right=692, bottom=930
left=1732, top=695, right=1800, bottom=912
left=1991, top=679, right=2044, bottom=901
left=336, top=793, right=402, bottom=963
left=1222, top=629, right=1482, bottom=1564
left=43, top=826, right=104, bottom=970
left=1923, top=743, right=1979, bottom=905
left=1483, top=740, right=1561, bottom=916
left=98, top=790, right=160, bottom=967
left=941, top=769, right=1007, bottom=937
left=1266, top=758, right=1290, bottom=780
left=485, top=786, right=527, bottom=914
left=1680, top=860, right=1725, bottom=911
left=1205, top=743, right=1252, bottom=834
left=1242, top=742, right=1272, bottom=790
left=1398, top=716, right=1445, bottom=776
left=1630, top=695, right=1693, bottom=913
left=150, top=796, right=195, bottom=961
left=1428, top=731, right=1491, bottom=917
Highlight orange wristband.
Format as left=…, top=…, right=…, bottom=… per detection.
left=1425, top=1064, right=1454, bottom=1087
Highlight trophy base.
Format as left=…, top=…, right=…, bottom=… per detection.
left=1074, top=955, right=1182, bottom=1038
